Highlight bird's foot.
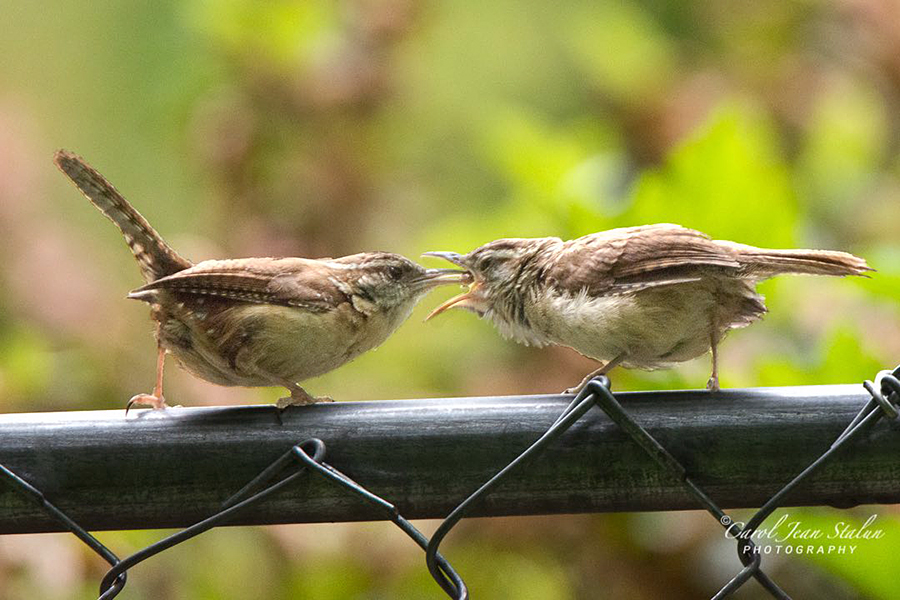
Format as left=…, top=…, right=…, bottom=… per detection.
left=564, top=371, right=597, bottom=395
left=276, top=390, right=334, bottom=410
left=564, top=382, right=584, bottom=395
left=565, top=377, right=612, bottom=396
left=564, top=365, right=613, bottom=395
left=706, top=374, right=720, bottom=392
left=126, top=393, right=169, bottom=413
left=563, top=356, right=624, bottom=395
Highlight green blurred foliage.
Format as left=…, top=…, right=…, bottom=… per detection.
left=1, top=0, right=900, bottom=598
left=784, top=509, right=900, bottom=600
left=628, top=106, right=798, bottom=247
left=187, top=1, right=338, bottom=68
left=567, top=1, right=677, bottom=102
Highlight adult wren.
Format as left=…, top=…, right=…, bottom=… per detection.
left=424, top=224, right=872, bottom=392
left=55, top=150, right=464, bottom=410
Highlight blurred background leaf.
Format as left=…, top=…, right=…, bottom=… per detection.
left=1, top=0, right=899, bottom=598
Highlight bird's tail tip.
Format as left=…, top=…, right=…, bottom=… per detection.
left=738, top=247, right=873, bottom=278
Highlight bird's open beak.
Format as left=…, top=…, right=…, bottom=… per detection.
left=419, top=268, right=468, bottom=287
left=422, top=251, right=484, bottom=320
left=425, top=282, right=483, bottom=321
left=421, top=251, right=467, bottom=267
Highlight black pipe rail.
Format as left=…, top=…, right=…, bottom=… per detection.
left=1, top=383, right=898, bottom=535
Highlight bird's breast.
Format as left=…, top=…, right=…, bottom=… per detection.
left=155, top=295, right=414, bottom=387
left=525, top=283, right=725, bottom=368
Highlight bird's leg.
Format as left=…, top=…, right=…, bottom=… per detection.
left=276, top=384, right=334, bottom=410
left=127, top=344, right=169, bottom=411
left=565, top=355, right=625, bottom=395
left=707, top=329, right=720, bottom=392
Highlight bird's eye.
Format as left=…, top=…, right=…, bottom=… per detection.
left=477, top=256, right=494, bottom=271
left=388, top=265, right=403, bottom=280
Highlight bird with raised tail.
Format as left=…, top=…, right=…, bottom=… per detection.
left=424, top=224, right=873, bottom=393
left=55, top=150, right=465, bottom=410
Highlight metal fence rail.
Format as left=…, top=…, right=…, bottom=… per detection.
left=1, top=382, right=899, bottom=534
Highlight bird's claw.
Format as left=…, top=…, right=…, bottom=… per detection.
left=126, top=393, right=169, bottom=414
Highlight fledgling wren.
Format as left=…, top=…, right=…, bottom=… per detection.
left=424, top=224, right=872, bottom=392
left=55, top=150, right=464, bottom=410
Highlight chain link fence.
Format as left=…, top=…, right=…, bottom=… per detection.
left=2, top=365, right=898, bottom=598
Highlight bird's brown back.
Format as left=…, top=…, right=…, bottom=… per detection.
left=541, top=224, right=871, bottom=297
left=544, top=224, right=741, bottom=296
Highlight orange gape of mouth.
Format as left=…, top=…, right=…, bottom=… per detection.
left=425, top=280, right=482, bottom=320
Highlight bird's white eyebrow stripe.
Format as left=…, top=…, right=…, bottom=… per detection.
left=475, top=248, right=519, bottom=261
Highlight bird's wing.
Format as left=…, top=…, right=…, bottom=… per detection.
left=128, top=258, right=346, bottom=311
left=546, top=224, right=741, bottom=294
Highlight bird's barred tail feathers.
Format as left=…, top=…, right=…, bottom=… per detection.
left=54, top=150, right=191, bottom=282
left=718, top=240, right=873, bottom=279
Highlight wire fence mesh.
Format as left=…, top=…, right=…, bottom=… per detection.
left=1, top=364, right=898, bottom=599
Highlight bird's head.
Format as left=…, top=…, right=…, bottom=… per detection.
left=422, top=239, right=541, bottom=320
left=343, top=253, right=467, bottom=310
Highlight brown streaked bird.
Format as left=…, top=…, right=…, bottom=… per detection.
left=55, top=150, right=464, bottom=410
left=424, top=224, right=872, bottom=392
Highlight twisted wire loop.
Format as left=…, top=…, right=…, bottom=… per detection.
left=0, top=464, right=127, bottom=597
left=425, top=365, right=900, bottom=600
left=95, top=437, right=466, bottom=600
left=424, top=377, right=609, bottom=598
left=713, top=365, right=900, bottom=599
left=96, top=438, right=327, bottom=598
left=1, top=436, right=466, bottom=599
